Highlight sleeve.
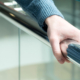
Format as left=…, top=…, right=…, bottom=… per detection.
left=15, top=0, right=64, bottom=31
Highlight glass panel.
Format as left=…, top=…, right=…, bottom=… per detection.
left=1, top=0, right=80, bottom=80
left=0, top=14, right=18, bottom=80
left=20, top=31, right=54, bottom=80
left=20, top=30, right=80, bottom=80
left=53, top=63, right=80, bottom=80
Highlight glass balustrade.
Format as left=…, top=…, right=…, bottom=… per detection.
left=0, top=12, right=18, bottom=80
left=0, top=0, right=80, bottom=80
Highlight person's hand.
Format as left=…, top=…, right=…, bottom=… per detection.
left=60, top=39, right=80, bottom=63
left=45, top=15, right=80, bottom=64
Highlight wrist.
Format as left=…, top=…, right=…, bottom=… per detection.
left=45, top=15, right=63, bottom=27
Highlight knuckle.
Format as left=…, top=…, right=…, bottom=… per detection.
left=53, top=52, right=62, bottom=59
left=49, top=37, right=56, bottom=42
left=53, top=52, right=60, bottom=57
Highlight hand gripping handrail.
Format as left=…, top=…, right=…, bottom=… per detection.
left=1, top=2, right=80, bottom=66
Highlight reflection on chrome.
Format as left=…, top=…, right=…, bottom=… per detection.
left=14, top=8, right=23, bottom=11
left=4, top=1, right=17, bottom=6
left=9, top=13, right=15, bottom=17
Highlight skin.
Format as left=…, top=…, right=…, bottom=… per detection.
left=45, top=15, right=80, bottom=64
left=60, top=39, right=80, bottom=63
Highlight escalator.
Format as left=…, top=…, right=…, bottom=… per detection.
left=0, top=1, right=80, bottom=80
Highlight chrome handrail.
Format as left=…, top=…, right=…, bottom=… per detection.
left=0, top=2, right=50, bottom=47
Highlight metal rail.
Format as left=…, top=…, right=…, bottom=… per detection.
left=0, top=2, right=50, bottom=47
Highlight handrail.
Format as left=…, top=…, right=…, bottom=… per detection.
left=0, top=2, right=50, bottom=47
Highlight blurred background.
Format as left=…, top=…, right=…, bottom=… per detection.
left=0, top=0, right=80, bottom=80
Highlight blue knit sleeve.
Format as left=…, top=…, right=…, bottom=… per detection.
left=15, top=0, right=64, bottom=31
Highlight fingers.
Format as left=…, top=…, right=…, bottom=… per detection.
left=50, top=37, right=65, bottom=64
left=61, top=39, right=79, bottom=54
left=60, top=40, right=71, bottom=63
left=60, top=39, right=80, bottom=63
